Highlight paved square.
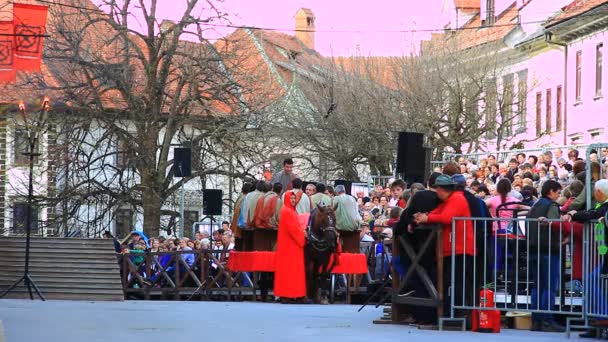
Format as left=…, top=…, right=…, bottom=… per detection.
left=0, top=300, right=569, bottom=342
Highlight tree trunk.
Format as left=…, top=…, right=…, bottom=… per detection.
left=142, top=190, right=162, bottom=237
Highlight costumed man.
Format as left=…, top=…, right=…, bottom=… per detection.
left=291, top=178, right=311, bottom=215
left=251, top=182, right=272, bottom=229
left=246, top=181, right=267, bottom=229
left=333, top=185, right=362, bottom=232
left=255, top=182, right=283, bottom=230
left=311, top=183, right=333, bottom=208
left=271, top=158, right=298, bottom=196
left=333, top=185, right=362, bottom=253
left=274, top=191, right=307, bottom=302
left=232, top=182, right=254, bottom=250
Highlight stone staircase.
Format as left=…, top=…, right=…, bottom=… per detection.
left=0, top=237, right=123, bottom=301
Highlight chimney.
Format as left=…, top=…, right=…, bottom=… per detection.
left=484, top=0, right=496, bottom=25
left=294, top=8, right=315, bottom=50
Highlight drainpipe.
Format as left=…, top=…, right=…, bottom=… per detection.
left=545, top=33, right=568, bottom=145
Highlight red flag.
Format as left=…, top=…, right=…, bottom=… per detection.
left=0, top=21, right=16, bottom=83
left=13, top=3, right=48, bottom=72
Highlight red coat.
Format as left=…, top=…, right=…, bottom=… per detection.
left=274, top=192, right=306, bottom=299
left=427, top=191, right=476, bottom=257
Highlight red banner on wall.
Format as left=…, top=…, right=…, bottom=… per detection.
left=0, top=21, right=16, bottom=83
left=13, top=3, right=48, bottom=72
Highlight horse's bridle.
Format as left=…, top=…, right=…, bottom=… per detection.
left=306, top=211, right=337, bottom=252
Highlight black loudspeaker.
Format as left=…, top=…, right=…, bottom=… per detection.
left=174, top=147, right=192, bottom=177
left=202, top=189, right=223, bottom=216
left=395, top=132, right=426, bottom=184
left=333, top=180, right=353, bottom=196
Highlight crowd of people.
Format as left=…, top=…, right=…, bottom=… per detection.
left=108, top=220, right=237, bottom=289
left=393, top=147, right=608, bottom=337
left=112, top=149, right=608, bottom=336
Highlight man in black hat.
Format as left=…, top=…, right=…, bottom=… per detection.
left=415, top=174, right=477, bottom=324
left=393, top=172, right=441, bottom=324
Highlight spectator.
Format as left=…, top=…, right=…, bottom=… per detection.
left=567, top=149, right=579, bottom=165
left=563, top=179, right=608, bottom=338
left=178, top=238, right=195, bottom=268
left=103, top=230, right=121, bottom=253
left=389, top=179, right=407, bottom=208
left=526, top=180, right=565, bottom=332
left=414, top=174, right=476, bottom=322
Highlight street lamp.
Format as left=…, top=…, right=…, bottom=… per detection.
left=0, top=97, right=50, bottom=300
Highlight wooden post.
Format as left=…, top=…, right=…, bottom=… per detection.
left=436, top=229, right=444, bottom=319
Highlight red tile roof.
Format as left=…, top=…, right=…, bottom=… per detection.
left=422, top=2, right=519, bottom=52
left=455, top=0, right=481, bottom=9
left=332, top=56, right=403, bottom=89
left=1, top=0, right=243, bottom=116
left=546, top=0, right=608, bottom=26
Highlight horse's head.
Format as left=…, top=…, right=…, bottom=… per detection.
left=312, top=204, right=337, bottom=243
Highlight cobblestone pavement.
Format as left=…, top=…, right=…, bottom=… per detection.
left=0, top=299, right=571, bottom=342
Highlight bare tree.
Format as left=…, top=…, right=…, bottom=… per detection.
left=269, top=56, right=403, bottom=181
left=393, top=39, right=542, bottom=156
left=25, top=0, right=272, bottom=237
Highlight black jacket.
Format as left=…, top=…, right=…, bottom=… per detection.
left=572, top=201, right=608, bottom=223
left=394, top=190, right=440, bottom=235
left=527, top=197, right=561, bottom=255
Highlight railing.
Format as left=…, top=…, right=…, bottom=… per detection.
left=119, top=249, right=255, bottom=300
left=439, top=216, right=607, bottom=334
left=441, top=144, right=596, bottom=164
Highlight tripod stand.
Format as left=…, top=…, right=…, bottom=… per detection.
left=0, top=148, right=45, bottom=300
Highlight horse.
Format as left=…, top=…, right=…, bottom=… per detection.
left=304, top=204, right=339, bottom=304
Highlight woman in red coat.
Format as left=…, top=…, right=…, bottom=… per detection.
left=274, top=191, right=307, bottom=300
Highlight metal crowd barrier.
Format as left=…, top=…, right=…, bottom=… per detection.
left=442, top=144, right=594, bottom=164
left=584, top=216, right=608, bottom=321
left=439, top=216, right=607, bottom=334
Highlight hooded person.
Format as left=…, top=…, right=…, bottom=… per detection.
left=274, top=191, right=307, bottom=301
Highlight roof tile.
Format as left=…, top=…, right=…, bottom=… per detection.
left=455, top=0, right=481, bottom=9
left=547, top=0, right=608, bottom=26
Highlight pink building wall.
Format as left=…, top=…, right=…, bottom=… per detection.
left=461, top=0, right=607, bottom=153
left=515, top=47, right=567, bottom=148
left=565, top=30, right=608, bottom=144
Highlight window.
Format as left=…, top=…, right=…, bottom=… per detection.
left=546, top=89, right=552, bottom=132
left=13, top=129, right=39, bottom=165
left=11, top=202, right=39, bottom=235
left=517, top=70, right=528, bottom=131
left=502, top=74, right=514, bottom=137
left=183, top=210, right=199, bottom=238
left=115, top=209, right=133, bottom=239
left=588, top=128, right=604, bottom=141
left=536, top=92, right=542, bottom=136
left=576, top=50, right=582, bottom=102
left=116, top=138, right=129, bottom=169
left=556, top=86, right=563, bottom=131
left=596, top=43, right=603, bottom=96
